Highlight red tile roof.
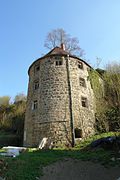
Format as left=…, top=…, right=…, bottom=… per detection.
left=44, top=47, right=70, bottom=56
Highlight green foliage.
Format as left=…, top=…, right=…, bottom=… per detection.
left=89, top=63, right=120, bottom=133
left=0, top=133, right=21, bottom=148
left=103, top=64, right=120, bottom=108
left=0, top=93, right=26, bottom=146
left=88, top=69, right=109, bottom=132
left=103, top=63, right=120, bottom=131
left=75, top=131, right=120, bottom=149
left=106, top=107, right=120, bottom=131
left=0, top=96, right=10, bottom=106
left=88, top=69, right=103, bottom=99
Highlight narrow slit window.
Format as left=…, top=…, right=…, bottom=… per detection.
left=34, top=65, right=40, bottom=73
left=78, top=61, right=83, bottom=69
left=34, top=81, right=39, bottom=90
left=81, top=97, right=88, bottom=108
left=79, top=78, right=86, bottom=87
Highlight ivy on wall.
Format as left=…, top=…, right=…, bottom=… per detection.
left=88, top=69, right=109, bottom=132
left=88, top=69, right=103, bottom=99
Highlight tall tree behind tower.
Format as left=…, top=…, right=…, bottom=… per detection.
left=44, top=28, right=84, bottom=57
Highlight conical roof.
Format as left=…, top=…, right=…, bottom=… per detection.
left=44, top=46, right=70, bottom=57
left=28, top=45, right=91, bottom=74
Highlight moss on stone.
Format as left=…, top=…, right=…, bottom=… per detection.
left=88, top=69, right=103, bottom=99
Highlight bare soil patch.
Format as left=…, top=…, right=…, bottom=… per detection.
left=40, top=158, right=120, bottom=180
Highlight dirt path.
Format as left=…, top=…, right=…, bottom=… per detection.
left=40, top=159, right=120, bottom=180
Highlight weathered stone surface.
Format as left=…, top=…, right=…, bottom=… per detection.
left=24, top=49, right=96, bottom=147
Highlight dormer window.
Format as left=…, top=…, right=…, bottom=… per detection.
left=78, top=61, right=83, bottom=69
left=79, top=78, right=86, bottom=87
left=55, top=60, right=63, bottom=66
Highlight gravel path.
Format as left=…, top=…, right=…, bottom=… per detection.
left=40, top=159, right=120, bottom=180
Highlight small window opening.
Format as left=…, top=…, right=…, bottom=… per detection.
left=81, top=97, right=88, bottom=108
left=35, top=65, right=40, bottom=72
left=75, top=128, right=82, bottom=138
left=78, top=62, right=83, bottom=69
left=56, top=60, right=63, bottom=66
left=34, top=81, right=39, bottom=90
left=32, top=100, right=38, bottom=110
left=79, top=78, right=86, bottom=87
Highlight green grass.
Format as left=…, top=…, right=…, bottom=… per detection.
left=75, top=131, right=120, bottom=148
left=0, top=132, right=120, bottom=180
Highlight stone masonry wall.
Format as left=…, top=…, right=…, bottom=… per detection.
left=24, top=55, right=95, bottom=147
left=24, top=56, right=71, bottom=147
left=69, top=57, right=95, bottom=138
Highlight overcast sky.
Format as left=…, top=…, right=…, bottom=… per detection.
left=0, top=0, right=120, bottom=98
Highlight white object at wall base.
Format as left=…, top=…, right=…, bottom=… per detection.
left=39, top=138, right=48, bottom=149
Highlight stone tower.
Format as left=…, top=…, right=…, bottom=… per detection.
left=24, top=45, right=95, bottom=147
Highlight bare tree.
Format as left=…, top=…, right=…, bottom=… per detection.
left=44, top=28, right=84, bottom=57
left=14, top=93, right=26, bottom=104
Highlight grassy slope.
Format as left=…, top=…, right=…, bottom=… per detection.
left=1, top=132, right=120, bottom=180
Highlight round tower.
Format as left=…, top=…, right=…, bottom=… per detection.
left=24, top=45, right=95, bottom=147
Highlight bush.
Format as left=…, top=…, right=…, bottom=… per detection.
left=106, top=107, right=120, bottom=131
left=0, top=133, right=22, bottom=148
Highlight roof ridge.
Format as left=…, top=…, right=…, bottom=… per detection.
left=43, top=46, right=70, bottom=57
